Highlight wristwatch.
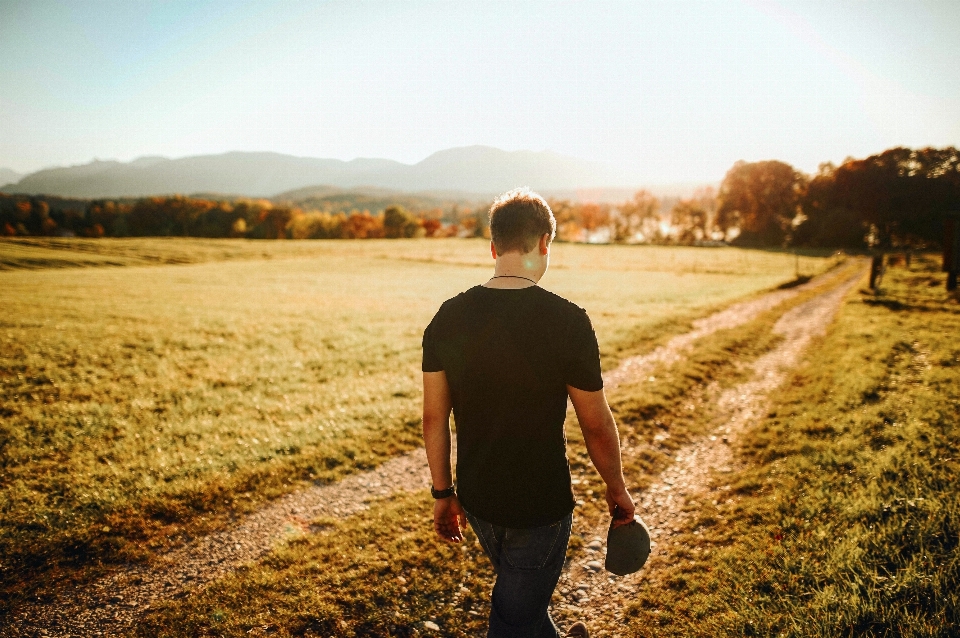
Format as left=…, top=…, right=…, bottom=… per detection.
left=431, top=485, right=456, bottom=499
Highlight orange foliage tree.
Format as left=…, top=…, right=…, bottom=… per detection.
left=615, top=190, right=660, bottom=242
left=343, top=210, right=384, bottom=239
left=716, top=160, right=807, bottom=246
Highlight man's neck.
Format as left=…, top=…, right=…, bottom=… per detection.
left=484, top=253, right=544, bottom=289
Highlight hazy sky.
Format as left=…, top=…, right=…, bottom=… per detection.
left=1, top=0, right=959, bottom=183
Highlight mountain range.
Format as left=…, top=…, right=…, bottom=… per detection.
left=0, top=168, right=21, bottom=188
left=0, top=147, right=632, bottom=199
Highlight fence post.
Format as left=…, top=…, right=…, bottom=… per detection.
left=870, top=253, right=884, bottom=289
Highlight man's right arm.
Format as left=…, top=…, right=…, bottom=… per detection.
left=423, top=370, right=465, bottom=543
left=567, top=385, right=636, bottom=525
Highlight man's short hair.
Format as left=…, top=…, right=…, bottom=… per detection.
left=488, top=188, right=557, bottom=254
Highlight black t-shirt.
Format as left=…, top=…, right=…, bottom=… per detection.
left=422, top=285, right=603, bottom=528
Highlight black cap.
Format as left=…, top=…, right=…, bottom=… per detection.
left=604, top=515, right=651, bottom=576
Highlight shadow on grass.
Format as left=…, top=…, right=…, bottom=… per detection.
left=776, top=275, right=812, bottom=290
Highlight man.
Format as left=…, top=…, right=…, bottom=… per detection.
left=421, top=188, right=635, bottom=638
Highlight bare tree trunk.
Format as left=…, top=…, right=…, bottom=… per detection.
left=869, top=254, right=884, bottom=289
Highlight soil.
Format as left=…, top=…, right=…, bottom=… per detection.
left=4, top=260, right=864, bottom=637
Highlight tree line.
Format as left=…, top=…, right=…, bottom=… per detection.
left=716, top=146, right=959, bottom=249
left=3, top=146, right=957, bottom=248
left=0, top=195, right=480, bottom=240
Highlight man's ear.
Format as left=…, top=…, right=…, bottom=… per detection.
left=490, top=241, right=498, bottom=260
left=539, top=233, right=550, bottom=255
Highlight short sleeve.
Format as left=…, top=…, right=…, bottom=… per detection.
left=564, top=308, right=603, bottom=391
left=422, top=319, right=444, bottom=372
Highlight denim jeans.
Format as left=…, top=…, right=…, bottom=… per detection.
left=465, top=510, right=573, bottom=638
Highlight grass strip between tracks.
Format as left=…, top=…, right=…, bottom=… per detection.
left=621, top=254, right=960, bottom=637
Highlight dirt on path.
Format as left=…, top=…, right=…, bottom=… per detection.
left=4, top=262, right=859, bottom=637
left=554, top=263, right=867, bottom=636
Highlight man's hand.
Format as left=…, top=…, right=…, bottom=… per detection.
left=606, top=485, right=636, bottom=528
left=433, top=495, right=466, bottom=543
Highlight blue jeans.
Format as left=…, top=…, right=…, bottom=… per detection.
left=465, top=510, right=573, bottom=638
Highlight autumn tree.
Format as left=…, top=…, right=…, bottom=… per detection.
left=1, top=198, right=56, bottom=235
left=10, top=199, right=31, bottom=236
left=384, top=205, right=422, bottom=238
left=88, top=200, right=126, bottom=236
left=671, top=201, right=708, bottom=244
left=669, top=187, right=717, bottom=244
left=128, top=196, right=220, bottom=236
left=792, top=162, right=865, bottom=247
left=795, top=147, right=960, bottom=248
left=612, top=190, right=660, bottom=242
left=343, top=210, right=384, bottom=239
left=548, top=199, right=582, bottom=241
left=421, top=215, right=442, bottom=237
left=579, top=203, right=611, bottom=234
left=263, top=206, right=295, bottom=239
left=288, top=211, right=346, bottom=239
left=693, top=186, right=718, bottom=231
left=716, top=160, right=807, bottom=246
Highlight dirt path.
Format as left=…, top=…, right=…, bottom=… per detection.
left=4, top=262, right=858, bottom=637
left=602, top=265, right=847, bottom=389
left=554, top=263, right=866, bottom=636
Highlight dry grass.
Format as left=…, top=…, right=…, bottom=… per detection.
left=133, top=283, right=798, bottom=637
left=0, top=238, right=833, bottom=612
left=621, top=255, right=960, bottom=637
left=130, top=254, right=851, bottom=637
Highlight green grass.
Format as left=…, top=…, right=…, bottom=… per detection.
left=621, top=255, right=960, bottom=637
left=0, top=238, right=833, bottom=611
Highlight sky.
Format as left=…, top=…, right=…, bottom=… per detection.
left=1, top=0, right=959, bottom=184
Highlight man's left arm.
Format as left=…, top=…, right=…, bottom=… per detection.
left=422, top=371, right=465, bottom=543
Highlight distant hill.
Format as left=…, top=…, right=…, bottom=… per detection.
left=273, top=185, right=489, bottom=216
left=0, top=168, right=22, bottom=189
left=541, top=183, right=711, bottom=204
left=273, top=184, right=487, bottom=204
left=1, top=147, right=631, bottom=199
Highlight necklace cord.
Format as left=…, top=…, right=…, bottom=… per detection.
left=490, top=275, right=538, bottom=285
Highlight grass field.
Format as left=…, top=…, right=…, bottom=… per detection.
left=133, top=267, right=801, bottom=637
left=0, top=237, right=835, bottom=612
left=620, top=254, right=960, bottom=637
left=126, top=255, right=959, bottom=638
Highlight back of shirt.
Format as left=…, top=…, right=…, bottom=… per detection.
left=422, top=285, right=602, bottom=528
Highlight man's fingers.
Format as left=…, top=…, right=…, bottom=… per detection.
left=609, top=491, right=636, bottom=522
left=435, top=515, right=463, bottom=542
left=433, top=497, right=466, bottom=543
left=439, top=528, right=462, bottom=542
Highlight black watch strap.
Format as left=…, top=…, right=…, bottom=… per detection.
left=431, top=485, right=456, bottom=499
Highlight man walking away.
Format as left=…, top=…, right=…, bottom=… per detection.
left=421, top=188, right=636, bottom=638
